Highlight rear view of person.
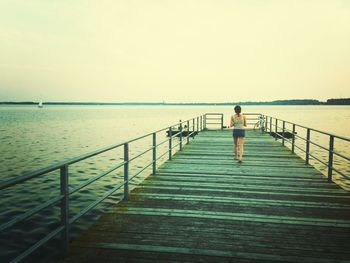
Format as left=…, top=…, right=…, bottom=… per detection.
left=230, top=105, right=247, bottom=163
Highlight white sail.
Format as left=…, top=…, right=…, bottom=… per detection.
left=38, top=100, right=43, bottom=108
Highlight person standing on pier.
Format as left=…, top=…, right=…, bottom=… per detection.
left=230, top=105, right=247, bottom=163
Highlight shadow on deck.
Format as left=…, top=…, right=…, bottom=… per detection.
left=59, top=130, right=350, bottom=262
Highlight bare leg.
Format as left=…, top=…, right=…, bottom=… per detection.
left=233, top=137, right=238, bottom=159
left=238, top=137, right=245, bottom=161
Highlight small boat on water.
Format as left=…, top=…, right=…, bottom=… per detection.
left=38, top=100, right=43, bottom=108
left=269, top=131, right=297, bottom=139
left=166, top=130, right=198, bottom=137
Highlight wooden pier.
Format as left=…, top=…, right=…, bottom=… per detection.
left=60, top=129, right=350, bottom=262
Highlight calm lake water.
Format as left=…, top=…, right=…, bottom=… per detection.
left=1, top=105, right=350, bottom=180
left=1, top=105, right=350, bottom=261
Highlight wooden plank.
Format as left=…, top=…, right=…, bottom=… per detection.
left=67, top=242, right=350, bottom=263
left=109, top=207, right=350, bottom=227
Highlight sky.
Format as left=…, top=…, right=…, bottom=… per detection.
left=0, top=0, right=350, bottom=103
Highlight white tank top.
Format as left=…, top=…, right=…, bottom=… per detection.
left=232, top=114, right=244, bottom=129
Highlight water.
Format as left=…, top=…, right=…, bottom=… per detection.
left=1, top=105, right=350, bottom=180
left=0, top=105, right=350, bottom=261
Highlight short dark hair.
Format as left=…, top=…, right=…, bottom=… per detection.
left=234, top=105, right=241, bottom=114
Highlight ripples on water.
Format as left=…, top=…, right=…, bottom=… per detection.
left=0, top=105, right=349, bottom=261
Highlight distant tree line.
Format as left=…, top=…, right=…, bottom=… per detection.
left=326, top=98, right=350, bottom=105
left=1, top=98, right=350, bottom=105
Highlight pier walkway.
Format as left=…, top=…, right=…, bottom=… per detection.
left=60, top=129, right=350, bottom=262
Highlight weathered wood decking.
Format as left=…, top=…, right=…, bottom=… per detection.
left=61, top=130, right=350, bottom=262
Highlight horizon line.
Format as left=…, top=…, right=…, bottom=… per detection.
left=1, top=98, right=350, bottom=105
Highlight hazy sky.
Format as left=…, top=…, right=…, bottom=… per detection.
left=1, top=0, right=350, bottom=102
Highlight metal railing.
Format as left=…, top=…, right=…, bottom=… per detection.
left=203, top=113, right=262, bottom=130
left=261, top=115, right=350, bottom=183
left=203, top=113, right=223, bottom=129
left=0, top=114, right=205, bottom=263
left=243, top=113, right=264, bottom=128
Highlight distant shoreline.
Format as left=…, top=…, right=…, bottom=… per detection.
left=1, top=98, right=349, bottom=106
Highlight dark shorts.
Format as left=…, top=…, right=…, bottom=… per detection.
left=233, top=129, right=245, bottom=138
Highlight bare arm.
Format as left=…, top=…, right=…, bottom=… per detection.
left=243, top=116, right=247, bottom=127
left=230, top=116, right=234, bottom=128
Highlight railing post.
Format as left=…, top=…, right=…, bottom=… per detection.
left=275, top=119, right=278, bottom=140
left=270, top=117, right=272, bottom=134
left=204, top=114, right=207, bottom=130
left=305, top=128, right=310, bottom=164
left=179, top=121, right=183, bottom=151
left=187, top=120, right=190, bottom=144
left=152, top=132, right=156, bottom=175
left=168, top=127, right=172, bottom=160
left=265, top=116, right=268, bottom=132
left=292, top=124, right=296, bottom=153
left=328, top=135, right=334, bottom=182
left=123, top=143, right=129, bottom=200
left=200, top=115, right=203, bottom=131
left=60, top=164, right=69, bottom=255
left=282, top=121, right=286, bottom=146
left=197, top=117, right=199, bottom=133
left=192, top=118, right=195, bottom=138
left=221, top=114, right=224, bottom=130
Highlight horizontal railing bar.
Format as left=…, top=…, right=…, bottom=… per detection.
left=187, top=131, right=195, bottom=137
left=172, top=141, right=181, bottom=149
left=129, top=161, right=154, bottom=181
left=171, top=132, right=180, bottom=139
left=332, top=166, right=350, bottom=180
left=69, top=161, right=126, bottom=195
left=205, top=113, right=223, bottom=115
left=157, top=137, right=170, bottom=147
left=292, top=143, right=306, bottom=153
left=333, top=150, right=350, bottom=162
left=156, top=149, right=170, bottom=161
left=282, top=126, right=294, bottom=133
left=171, top=131, right=182, bottom=138
left=308, top=140, right=329, bottom=152
left=293, top=133, right=307, bottom=142
left=247, top=121, right=262, bottom=124
left=274, top=132, right=284, bottom=139
left=0, top=195, right=63, bottom=233
left=247, top=122, right=261, bottom=125
left=128, top=147, right=153, bottom=163
left=10, top=225, right=64, bottom=263
left=280, top=134, right=293, bottom=142
left=205, top=118, right=223, bottom=120
left=308, top=153, right=329, bottom=167
left=282, top=138, right=292, bottom=145
left=69, top=182, right=125, bottom=225
left=205, top=122, right=222, bottom=125
left=265, top=115, right=350, bottom=142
